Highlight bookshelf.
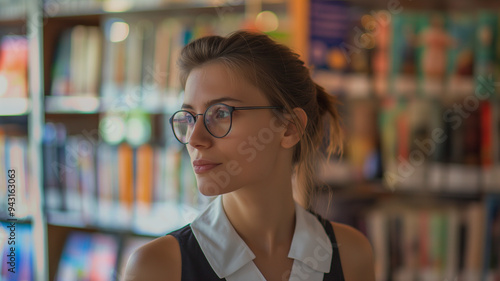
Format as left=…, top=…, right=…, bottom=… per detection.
left=0, top=0, right=46, bottom=280
left=306, top=0, right=500, bottom=279
left=1, top=0, right=500, bottom=280
left=38, top=0, right=290, bottom=280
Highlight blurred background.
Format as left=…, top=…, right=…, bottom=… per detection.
left=0, top=0, right=499, bottom=280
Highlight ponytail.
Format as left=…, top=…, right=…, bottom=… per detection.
left=314, top=83, right=344, bottom=161
left=292, top=82, right=344, bottom=210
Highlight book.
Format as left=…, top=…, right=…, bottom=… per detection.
left=118, top=143, right=134, bottom=229
left=445, top=12, right=476, bottom=99
left=0, top=35, right=28, bottom=98
left=345, top=98, right=380, bottom=182
left=0, top=136, right=30, bottom=219
left=417, top=12, right=454, bottom=98
left=0, top=222, right=34, bottom=280
left=372, top=10, right=391, bottom=98
left=139, top=19, right=157, bottom=105
left=363, top=201, right=495, bottom=281
left=51, top=25, right=102, bottom=96
left=0, top=130, right=5, bottom=217
left=43, top=123, right=63, bottom=211
left=443, top=99, right=481, bottom=193
left=391, top=13, right=418, bottom=97
left=425, top=100, right=447, bottom=192
left=88, top=233, right=119, bottom=281
left=366, top=207, right=389, bottom=281
left=444, top=207, right=460, bottom=280
left=96, top=143, right=117, bottom=228
left=85, top=26, right=103, bottom=96
left=495, top=101, right=500, bottom=191
left=56, top=231, right=119, bottom=281
left=51, top=29, right=72, bottom=96
left=474, top=11, right=497, bottom=82
left=152, top=19, right=172, bottom=96
left=64, top=136, right=83, bottom=219
left=483, top=195, right=500, bottom=280
left=480, top=102, right=494, bottom=190
left=462, top=203, right=486, bottom=280
left=70, top=25, right=87, bottom=95
left=101, top=18, right=128, bottom=100
left=78, top=135, right=97, bottom=225
left=379, top=98, right=400, bottom=190
left=124, top=19, right=144, bottom=100
left=134, top=143, right=153, bottom=217
left=308, top=0, right=352, bottom=71
left=166, top=19, right=189, bottom=94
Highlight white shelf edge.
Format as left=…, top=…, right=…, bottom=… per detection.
left=0, top=97, right=31, bottom=116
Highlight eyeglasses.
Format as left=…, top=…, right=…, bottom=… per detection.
left=169, top=103, right=284, bottom=144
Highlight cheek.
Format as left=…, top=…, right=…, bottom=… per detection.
left=226, top=125, right=282, bottom=177
left=192, top=118, right=283, bottom=195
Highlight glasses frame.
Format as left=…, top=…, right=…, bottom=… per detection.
left=169, top=103, right=284, bottom=144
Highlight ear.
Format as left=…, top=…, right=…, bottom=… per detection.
left=281, top=107, right=308, bottom=149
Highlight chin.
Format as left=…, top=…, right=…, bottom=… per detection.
left=196, top=178, right=234, bottom=196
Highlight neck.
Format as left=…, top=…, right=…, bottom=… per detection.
left=221, top=176, right=296, bottom=256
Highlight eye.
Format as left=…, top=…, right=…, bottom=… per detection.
left=178, top=112, right=195, bottom=124
left=214, top=108, right=230, bottom=119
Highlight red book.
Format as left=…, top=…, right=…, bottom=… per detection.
left=0, top=36, right=28, bottom=98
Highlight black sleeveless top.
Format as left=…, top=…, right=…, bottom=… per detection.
left=167, top=213, right=345, bottom=281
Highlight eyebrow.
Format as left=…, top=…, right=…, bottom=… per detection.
left=181, top=97, right=244, bottom=110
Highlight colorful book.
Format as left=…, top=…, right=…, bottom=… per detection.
left=101, top=18, right=128, bottom=99
left=482, top=195, right=500, bottom=280
left=416, top=13, right=453, bottom=97
left=56, top=231, right=119, bottom=280
left=51, top=25, right=102, bottom=96
left=0, top=222, right=34, bottom=280
left=43, top=123, right=63, bottom=211
left=345, top=99, right=380, bottom=181
left=0, top=35, right=28, bottom=98
left=445, top=12, right=476, bottom=99
left=391, top=13, right=418, bottom=97
left=51, top=29, right=72, bottom=96
left=372, top=10, right=391, bottom=98
left=88, top=233, right=119, bottom=281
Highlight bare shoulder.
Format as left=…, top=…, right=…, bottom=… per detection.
left=123, top=235, right=181, bottom=281
left=330, top=221, right=375, bottom=281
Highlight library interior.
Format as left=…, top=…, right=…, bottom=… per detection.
left=0, top=0, right=499, bottom=280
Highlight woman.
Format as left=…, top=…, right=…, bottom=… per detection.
left=125, top=31, right=375, bottom=281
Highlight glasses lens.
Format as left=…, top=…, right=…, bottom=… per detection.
left=205, top=104, right=231, bottom=137
left=172, top=111, right=195, bottom=143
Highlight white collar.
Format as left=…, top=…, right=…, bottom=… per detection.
left=190, top=195, right=333, bottom=279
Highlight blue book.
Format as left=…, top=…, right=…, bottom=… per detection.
left=482, top=194, right=500, bottom=280
left=56, top=231, right=93, bottom=281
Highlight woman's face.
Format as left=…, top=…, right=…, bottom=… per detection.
left=182, top=62, right=286, bottom=196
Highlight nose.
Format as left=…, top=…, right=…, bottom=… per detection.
left=188, top=114, right=212, bottom=149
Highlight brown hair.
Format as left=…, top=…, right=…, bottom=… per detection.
left=177, top=30, right=343, bottom=210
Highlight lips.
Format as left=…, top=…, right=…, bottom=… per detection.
left=192, top=159, right=222, bottom=174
